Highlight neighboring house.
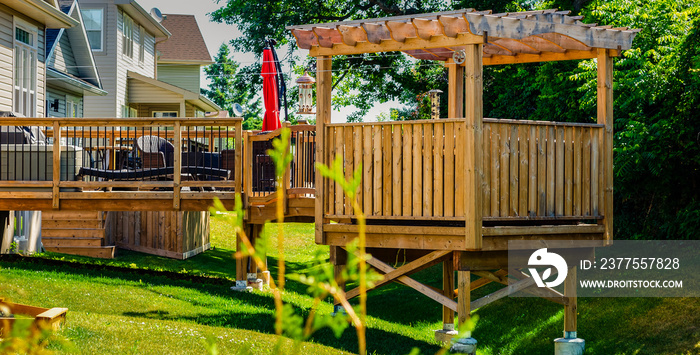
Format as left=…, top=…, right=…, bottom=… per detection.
left=156, top=14, right=212, bottom=94
left=45, top=0, right=107, bottom=118
left=0, top=0, right=77, bottom=255
left=77, top=0, right=219, bottom=118
left=0, top=0, right=77, bottom=117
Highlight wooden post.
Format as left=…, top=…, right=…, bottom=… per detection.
left=597, top=49, right=613, bottom=244
left=457, top=270, right=471, bottom=327
left=235, top=119, right=243, bottom=197
left=52, top=120, right=61, bottom=209
left=315, top=56, right=332, bottom=244
left=243, top=131, right=252, bottom=207
left=443, top=255, right=455, bottom=329
left=173, top=121, right=181, bottom=210
left=447, top=59, right=464, bottom=119
left=235, top=225, right=248, bottom=281
left=464, top=44, right=483, bottom=249
left=330, top=246, right=347, bottom=306
left=564, top=266, right=577, bottom=335
left=283, top=121, right=292, bottom=215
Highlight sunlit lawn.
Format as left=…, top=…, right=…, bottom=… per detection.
left=1, top=218, right=699, bottom=354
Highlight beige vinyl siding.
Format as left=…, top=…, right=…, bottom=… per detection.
left=156, top=64, right=201, bottom=93
left=48, top=31, right=80, bottom=76
left=83, top=2, right=117, bottom=117
left=0, top=9, right=13, bottom=111
left=37, top=24, right=45, bottom=118
left=128, top=79, right=181, bottom=103
left=115, top=9, right=156, bottom=117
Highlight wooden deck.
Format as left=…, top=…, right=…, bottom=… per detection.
left=0, top=117, right=243, bottom=212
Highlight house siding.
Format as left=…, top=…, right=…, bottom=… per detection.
left=156, top=64, right=200, bottom=93
left=115, top=8, right=155, bottom=117
left=48, top=30, right=80, bottom=76
left=0, top=6, right=46, bottom=117
left=46, top=87, right=66, bottom=117
left=82, top=2, right=116, bottom=117
left=47, top=87, right=84, bottom=118
left=0, top=9, right=13, bottom=111
left=128, top=79, right=181, bottom=103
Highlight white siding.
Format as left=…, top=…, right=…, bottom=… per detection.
left=0, top=9, right=13, bottom=111
left=156, top=64, right=201, bottom=93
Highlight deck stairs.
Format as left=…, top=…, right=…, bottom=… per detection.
left=41, top=211, right=115, bottom=259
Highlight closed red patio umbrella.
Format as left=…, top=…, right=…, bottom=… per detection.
left=261, top=47, right=281, bottom=131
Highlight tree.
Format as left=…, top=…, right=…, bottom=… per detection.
left=202, top=43, right=262, bottom=130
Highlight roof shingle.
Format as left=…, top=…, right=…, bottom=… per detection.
left=158, top=14, right=212, bottom=63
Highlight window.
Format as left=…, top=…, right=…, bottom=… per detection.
left=153, top=111, right=178, bottom=118
left=121, top=105, right=138, bottom=118
left=138, top=26, right=145, bottom=63
left=66, top=96, right=81, bottom=117
left=122, top=14, right=134, bottom=58
left=14, top=22, right=37, bottom=117
left=81, top=8, right=103, bottom=51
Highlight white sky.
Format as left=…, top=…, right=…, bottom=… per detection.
left=137, top=0, right=399, bottom=122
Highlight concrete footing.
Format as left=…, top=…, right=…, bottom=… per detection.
left=449, top=337, right=477, bottom=354
left=331, top=305, right=346, bottom=316
left=434, top=328, right=458, bottom=344
left=554, top=337, right=585, bottom=355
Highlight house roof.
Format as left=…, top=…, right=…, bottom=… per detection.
left=127, top=71, right=221, bottom=112
left=0, top=0, right=78, bottom=28
left=115, top=0, right=170, bottom=39
left=45, top=0, right=104, bottom=93
left=287, top=8, right=640, bottom=65
left=157, top=14, right=212, bottom=64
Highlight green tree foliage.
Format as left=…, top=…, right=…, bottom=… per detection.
left=202, top=44, right=262, bottom=130
left=211, top=0, right=700, bottom=239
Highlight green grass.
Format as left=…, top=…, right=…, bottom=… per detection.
left=2, top=219, right=699, bottom=354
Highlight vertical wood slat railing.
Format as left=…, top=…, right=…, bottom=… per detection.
left=243, top=124, right=317, bottom=205
left=323, top=118, right=606, bottom=222
left=0, top=117, right=243, bottom=210
left=481, top=118, right=605, bottom=220
left=324, top=119, right=466, bottom=220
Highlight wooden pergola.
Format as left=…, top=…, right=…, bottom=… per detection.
left=288, top=8, right=638, bottom=347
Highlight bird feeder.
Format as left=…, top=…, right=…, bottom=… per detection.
left=296, top=72, right=316, bottom=115
left=428, top=89, right=443, bottom=120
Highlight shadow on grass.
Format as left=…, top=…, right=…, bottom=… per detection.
left=0, top=256, right=440, bottom=355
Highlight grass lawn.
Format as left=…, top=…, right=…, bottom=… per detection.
left=1, top=219, right=699, bottom=354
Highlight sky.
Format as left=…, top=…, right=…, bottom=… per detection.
left=136, top=0, right=399, bottom=123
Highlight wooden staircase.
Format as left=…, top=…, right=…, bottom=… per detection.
left=41, top=211, right=115, bottom=259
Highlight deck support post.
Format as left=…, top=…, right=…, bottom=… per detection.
left=451, top=269, right=477, bottom=354
left=597, top=49, right=614, bottom=244
left=315, top=56, right=332, bottom=245
left=330, top=246, right=346, bottom=314
left=435, top=253, right=457, bottom=343
left=464, top=43, right=483, bottom=250
left=555, top=266, right=585, bottom=354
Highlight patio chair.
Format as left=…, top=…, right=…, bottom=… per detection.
left=136, top=135, right=174, bottom=169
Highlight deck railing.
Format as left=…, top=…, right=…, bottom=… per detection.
left=482, top=119, right=605, bottom=220
left=324, top=118, right=606, bottom=223
left=244, top=123, right=316, bottom=205
left=0, top=117, right=243, bottom=211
